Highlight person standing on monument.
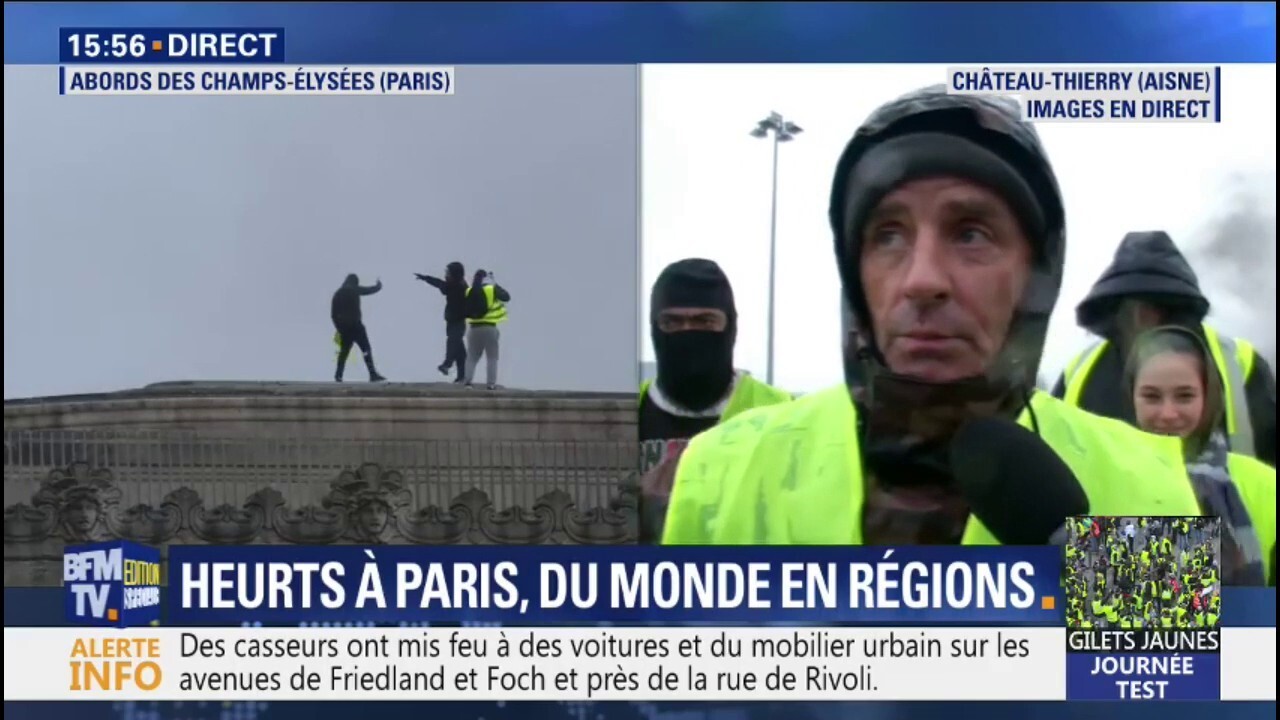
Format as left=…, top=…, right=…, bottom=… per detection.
left=463, top=269, right=511, bottom=390
left=415, top=261, right=470, bottom=383
left=331, top=273, right=387, bottom=383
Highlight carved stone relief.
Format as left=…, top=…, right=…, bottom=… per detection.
left=4, top=461, right=638, bottom=548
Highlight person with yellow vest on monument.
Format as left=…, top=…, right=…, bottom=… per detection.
left=463, top=269, right=510, bottom=391
left=661, top=86, right=1202, bottom=548
left=1052, top=230, right=1276, bottom=468
left=1125, top=325, right=1276, bottom=586
left=637, top=258, right=792, bottom=543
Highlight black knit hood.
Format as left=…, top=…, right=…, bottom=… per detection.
left=1076, top=231, right=1209, bottom=336
left=828, top=85, right=1068, bottom=426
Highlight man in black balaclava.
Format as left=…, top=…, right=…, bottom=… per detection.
left=649, top=258, right=738, bottom=411
left=660, top=86, right=1201, bottom=546
left=1053, top=231, right=1276, bottom=467
left=635, top=258, right=791, bottom=543
left=415, top=261, right=469, bottom=383
left=331, top=273, right=386, bottom=382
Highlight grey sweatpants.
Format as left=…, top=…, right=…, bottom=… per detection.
left=464, top=324, right=500, bottom=386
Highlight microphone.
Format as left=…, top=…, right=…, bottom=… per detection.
left=950, top=417, right=1089, bottom=545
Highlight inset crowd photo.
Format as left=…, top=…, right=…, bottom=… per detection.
left=1065, top=516, right=1222, bottom=629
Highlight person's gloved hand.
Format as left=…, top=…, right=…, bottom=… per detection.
left=414, top=273, right=427, bottom=281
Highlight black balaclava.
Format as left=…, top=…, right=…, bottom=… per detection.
left=344, top=273, right=359, bottom=287
left=828, top=86, right=1068, bottom=477
left=447, top=261, right=465, bottom=282
left=650, top=258, right=738, bottom=411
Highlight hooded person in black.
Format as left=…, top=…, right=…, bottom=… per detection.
left=331, top=273, right=386, bottom=382
left=1052, top=231, right=1276, bottom=467
left=648, top=259, right=739, bottom=412
left=637, top=259, right=738, bottom=542
left=640, top=260, right=737, bottom=454
left=415, top=261, right=469, bottom=383
left=636, top=258, right=790, bottom=542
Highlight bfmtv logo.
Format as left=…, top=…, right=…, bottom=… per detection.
left=64, top=540, right=162, bottom=627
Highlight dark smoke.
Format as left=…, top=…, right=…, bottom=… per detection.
left=1183, top=173, right=1278, bottom=366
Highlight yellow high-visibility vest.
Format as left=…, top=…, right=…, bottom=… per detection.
left=663, top=386, right=1202, bottom=545
left=466, top=285, right=508, bottom=325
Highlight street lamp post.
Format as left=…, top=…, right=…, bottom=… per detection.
left=750, top=112, right=802, bottom=387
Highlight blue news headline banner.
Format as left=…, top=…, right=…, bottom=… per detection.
left=1066, top=654, right=1221, bottom=702
left=6, top=587, right=1276, bottom=627
left=5, top=3, right=1276, bottom=64
left=59, top=28, right=285, bottom=64
left=167, top=545, right=1063, bottom=625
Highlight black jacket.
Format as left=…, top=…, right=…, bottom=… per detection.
left=331, top=275, right=382, bottom=326
left=418, top=274, right=470, bottom=324
left=466, top=283, right=511, bottom=322
left=1052, top=231, right=1276, bottom=466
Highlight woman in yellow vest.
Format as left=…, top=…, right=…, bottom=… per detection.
left=1127, top=326, right=1276, bottom=586
left=1051, top=229, right=1275, bottom=468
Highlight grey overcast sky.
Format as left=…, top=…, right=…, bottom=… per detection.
left=4, top=65, right=639, bottom=399
left=642, top=64, right=1277, bottom=394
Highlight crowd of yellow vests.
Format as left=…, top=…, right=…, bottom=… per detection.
left=1066, top=517, right=1221, bottom=629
